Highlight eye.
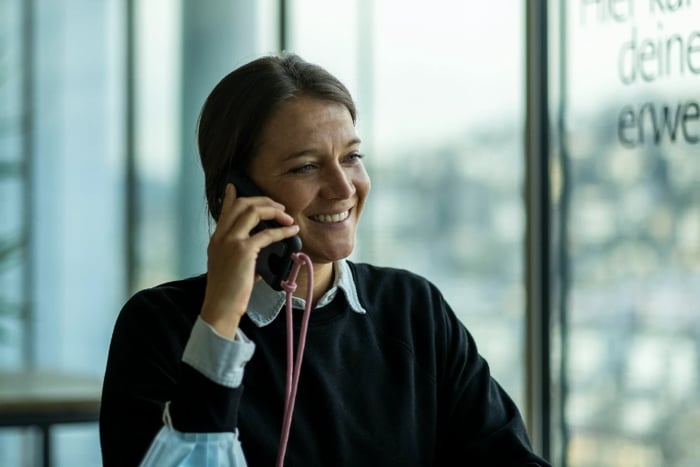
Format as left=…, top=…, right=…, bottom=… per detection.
left=290, top=163, right=317, bottom=174
left=345, top=152, right=364, bottom=164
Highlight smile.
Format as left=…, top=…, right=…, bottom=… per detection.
left=310, top=210, right=350, bottom=223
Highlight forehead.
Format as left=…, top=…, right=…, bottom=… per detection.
left=258, top=96, right=357, bottom=151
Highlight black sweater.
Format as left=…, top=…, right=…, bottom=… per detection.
left=100, top=262, right=550, bottom=466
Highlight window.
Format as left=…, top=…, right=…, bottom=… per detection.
left=6, top=1, right=695, bottom=465
left=551, top=2, right=700, bottom=465
left=289, top=0, right=528, bottom=411
left=0, top=0, right=125, bottom=464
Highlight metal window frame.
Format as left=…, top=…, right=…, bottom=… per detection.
left=525, top=0, right=552, bottom=461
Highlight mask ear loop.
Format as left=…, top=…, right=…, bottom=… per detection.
left=276, top=251, right=313, bottom=467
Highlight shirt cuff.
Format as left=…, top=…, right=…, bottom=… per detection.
left=182, top=316, right=255, bottom=388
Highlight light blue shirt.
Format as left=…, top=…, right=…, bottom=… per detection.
left=140, top=259, right=365, bottom=466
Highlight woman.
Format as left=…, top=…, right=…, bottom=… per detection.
left=99, top=53, right=550, bottom=466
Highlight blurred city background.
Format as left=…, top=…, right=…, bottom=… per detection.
left=0, top=0, right=698, bottom=466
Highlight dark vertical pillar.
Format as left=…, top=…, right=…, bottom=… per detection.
left=525, top=0, right=551, bottom=461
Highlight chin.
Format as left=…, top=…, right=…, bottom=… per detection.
left=310, top=246, right=354, bottom=264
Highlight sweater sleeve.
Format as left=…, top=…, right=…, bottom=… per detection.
left=99, top=289, right=251, bottom=467
left=435, top=298, right=551, bottom=466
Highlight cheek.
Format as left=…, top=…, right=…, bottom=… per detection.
left=283, top=189, right=315, bottom=219
left=356, top=174, right=371, bottom=203
left=352, top=183, right=370, bottom=222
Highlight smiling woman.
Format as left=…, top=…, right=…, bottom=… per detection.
left=98, top=52, right=550, bottom=467
left=250, top=97, right=370, bottom=287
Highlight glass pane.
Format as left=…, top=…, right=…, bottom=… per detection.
left=134, top=0, right=281, bottom=291
left=31, top=0, right=125, bottom=374
left=1, top=0, right=125, bottom=465
left=0, top=0, right=26, bottom=368
left=290, top=0, right=527, bottom=409
left=133, top=0, right=183, bottom=290
left=0, top=0, right=32, bottom=463
left=53, top=424, right=102, bottom=467
left=556, top=2, right=700, bottom=466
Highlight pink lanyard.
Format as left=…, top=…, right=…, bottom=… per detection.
left=276, top=252, right=314, bottom=467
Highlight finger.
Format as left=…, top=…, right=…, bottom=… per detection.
left=217, top=187, right=287, bottom=234
left=249, top=224, right=301, bottom=250
left=223, top=204, right=297, bottom=242
left=216, top=183, right=237, bottom=231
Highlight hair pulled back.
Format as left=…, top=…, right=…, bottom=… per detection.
left=197, top=53, right=357, bottom=221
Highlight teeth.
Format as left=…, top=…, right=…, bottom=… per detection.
left=312, top=210, right=349, bottom=223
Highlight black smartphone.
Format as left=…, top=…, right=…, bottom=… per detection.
left=226, top=172, right=303, bottom=290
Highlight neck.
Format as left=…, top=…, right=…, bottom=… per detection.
left=292, top=260, right=334, bottom=306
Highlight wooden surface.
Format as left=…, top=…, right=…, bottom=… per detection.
left=0, top=369, right=102, bottom=425
left=0, top=370, right=103, bottom=466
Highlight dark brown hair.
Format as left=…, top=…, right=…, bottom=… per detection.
left=197, top=52, right=357, bottom=221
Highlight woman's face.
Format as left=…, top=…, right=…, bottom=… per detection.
left=249, top=96, right=370, bottom=266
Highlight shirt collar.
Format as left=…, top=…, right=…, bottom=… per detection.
left=246, top=258, right=366, bottom=327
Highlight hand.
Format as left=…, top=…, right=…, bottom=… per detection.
left=200, top=183, right=300, bottom=339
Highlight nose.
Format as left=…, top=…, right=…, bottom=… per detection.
left=322, top=164, right=355, bottom=199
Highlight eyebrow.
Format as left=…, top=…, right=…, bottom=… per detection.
left=282, top=137, right=362, bottom=162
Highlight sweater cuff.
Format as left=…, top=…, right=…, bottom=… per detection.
left=182, top=316, right=255, bottom=388
left=170, top=363, right=244, bottom=432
